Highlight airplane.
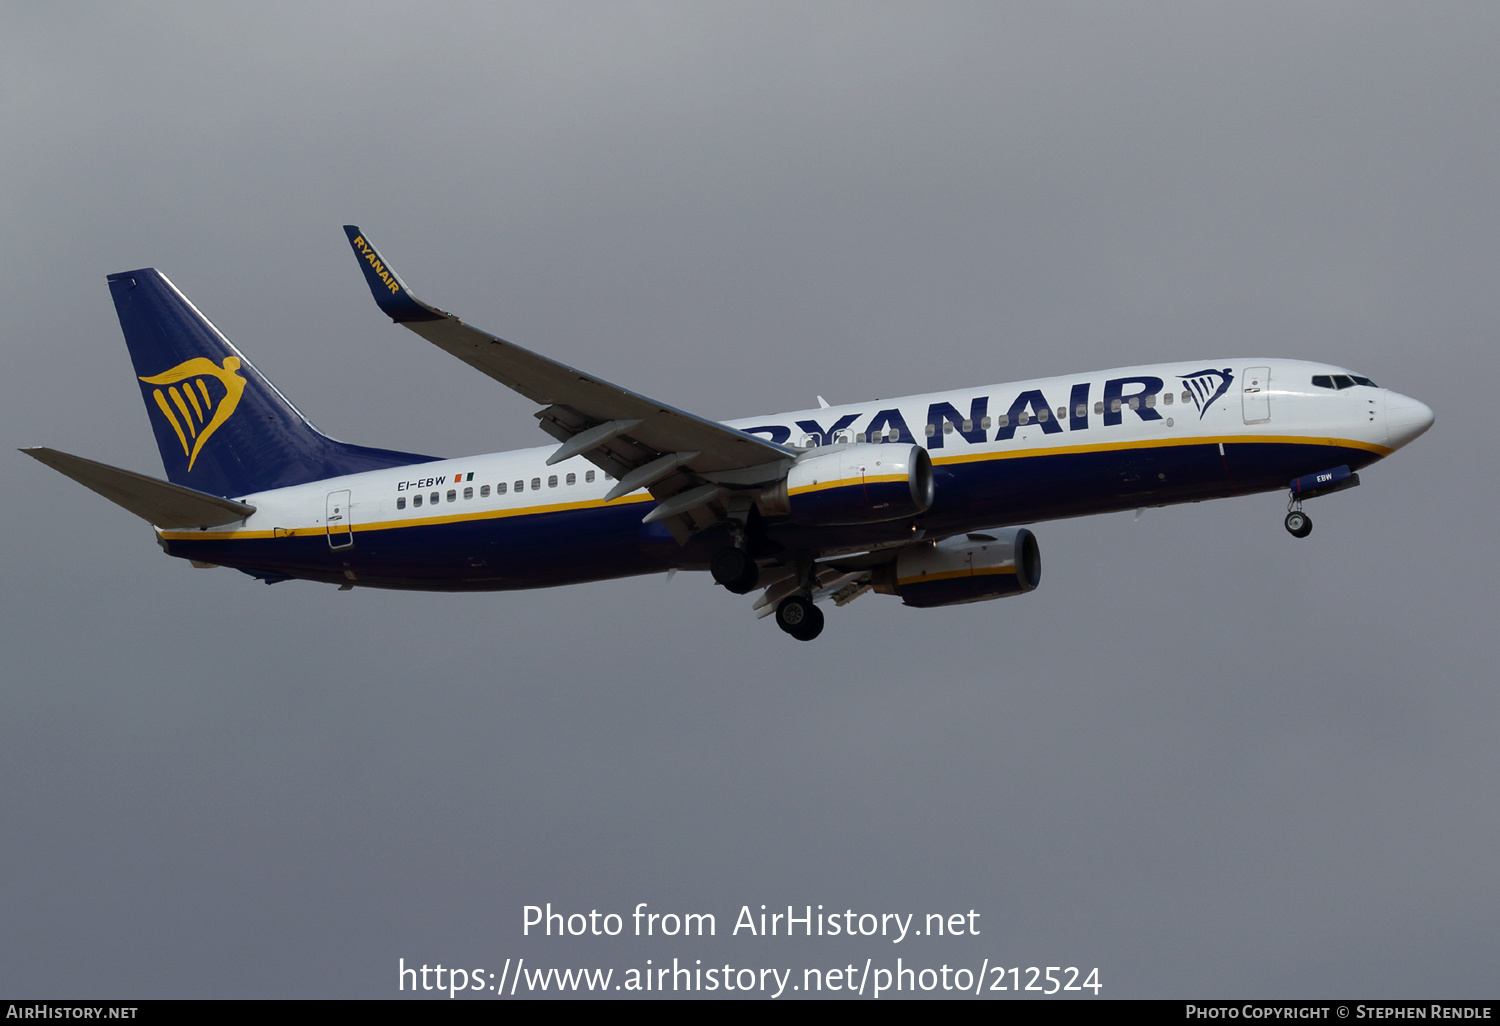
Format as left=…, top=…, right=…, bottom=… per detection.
left=22, top=226, right=1435, bottom=641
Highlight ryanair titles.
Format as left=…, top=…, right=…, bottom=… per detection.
left=739, top=372, right=1230, bottom=448
left=350, top=234, right=401, bottom=295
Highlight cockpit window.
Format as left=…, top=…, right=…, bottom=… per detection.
left=1312, top=373, right=1378, bottom=390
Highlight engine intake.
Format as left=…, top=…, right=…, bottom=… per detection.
left=758, top=444, right=933, bottom=526
left=872, top=528, right=1041, bottom=608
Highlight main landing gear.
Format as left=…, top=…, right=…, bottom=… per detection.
left=774, top=594, right=825, bottom=641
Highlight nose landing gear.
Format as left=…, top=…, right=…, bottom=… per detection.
left=1284, top=490, right=1313, bottom=537
left=1284, top=507, right=1312, bottom=538
left=1284, top=465, right=1360, bottom=538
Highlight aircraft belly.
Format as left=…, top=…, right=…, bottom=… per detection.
left=916, top=438, right=1383, bottom=530
left=164, top=502, right=673, bottom=590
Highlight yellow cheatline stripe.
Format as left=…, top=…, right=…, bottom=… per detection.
left=930, top=433, right=1392, bottom=467
left=898, top=566, right=1016, bottom=586
left=788, top=472, right=909, bottom=497
left=157, top=491, right=656, bottom=540
left=157, top=434, right=1390, bottom=540
left=151, top=389, right=190, bottom=455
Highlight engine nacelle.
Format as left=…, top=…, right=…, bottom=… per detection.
left=872, top=529, right=1041, bottom=608
left=758, top=444, right=934, bottom=526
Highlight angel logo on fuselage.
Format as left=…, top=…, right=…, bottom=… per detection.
left=1179, top=368, right=1234, bottom=419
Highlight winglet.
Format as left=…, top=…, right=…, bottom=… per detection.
left=342, top=225, right=446, bottom=323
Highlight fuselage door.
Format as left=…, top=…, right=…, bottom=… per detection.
left=326, top=489, right=353, bottom=549
left=1242, top=366, right=1271, bottom=424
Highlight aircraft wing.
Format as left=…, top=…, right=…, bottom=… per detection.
left=343, top=226, right=793, bottom=539
left=21, top=447, right=256, bottom=529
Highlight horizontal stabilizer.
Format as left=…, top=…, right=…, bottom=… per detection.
left=21, top=447, right=256, bottom=529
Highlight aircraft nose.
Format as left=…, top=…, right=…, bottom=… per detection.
left=1384, top=392, right=1435, bottom=449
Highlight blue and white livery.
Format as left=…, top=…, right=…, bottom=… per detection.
left=23, top=228, right=1435, bottom=641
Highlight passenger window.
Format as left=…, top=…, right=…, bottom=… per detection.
left=961, top=419, right=972, bottom=432
left=515, top=480, right=524, bottom=492
left=996, top=413, right=1009, bottom=428
left=531, top=478, right=541, bottom=490
left=548, top=475, right=558, bottom=488
left=888, top=429, right=901, bottom=441
left=497, top=482, right=507, bottom=494
left=925, top=423, right=936, bottom=437
left=430, top=491, right=439, bottom=504
left=1128, top=397, right=1139, bottom=410
left=1111, top=399, right=1122, bottom=413
left=981, top=416, right=992, bottom=429
left=396, top=496, right=406, bottom=510
left=1076, top=404, right=1087, bottom=417
left=566, top=473, right=576, bottom=485
left=1181, top=391, right=1191, bottom=403
left=856, top=432, right=866, bottom=443
left=585, top=470, right=595, bottom=483
left=1036, top=408, right=1049, bottom=422
left=1094, top=401, right=1104, bottom=414
left=444, top=489, right=454, bottom=502
left=1144, top=394, right=1155, bottom=408
left=1018, top=411, right=1031, bottom=425
left=1163, top=392, right=1173, bottom=405
left=943, top=422, right=953, bottom=434
left=413, top=494, right=423, bottom=507
left=463, top=486, right=473, bottom=500
left=480, top=485, right=490, bottom=497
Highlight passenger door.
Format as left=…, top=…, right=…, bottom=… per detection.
left=1242, top=366, right=1271, bottom=424
left=326, top=490, right=353, bottom=549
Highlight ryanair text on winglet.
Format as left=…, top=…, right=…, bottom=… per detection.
left=351, top=235, right=401, bottom=295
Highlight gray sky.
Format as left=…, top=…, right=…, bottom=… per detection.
left=2, top=1, right=1496, bottom=998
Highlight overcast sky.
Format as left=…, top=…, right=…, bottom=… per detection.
left=2, top=2, right=1496, bottom=999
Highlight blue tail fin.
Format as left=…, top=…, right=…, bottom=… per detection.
left=109, top=268, right=438, bottom=498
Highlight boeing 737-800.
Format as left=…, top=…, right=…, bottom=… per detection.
left=23, top=227, right=1435, bottom=640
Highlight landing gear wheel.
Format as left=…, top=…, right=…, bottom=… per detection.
left=775, top=595, right=825, bottom=641
left=1284, top=510, right=1313, bottom=538
left=710, top=548, right=760, bottom=594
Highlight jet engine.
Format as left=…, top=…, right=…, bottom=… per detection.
left=757, top=444, right=933, bottom=526
left=871, top=529, right=1041, bottom=608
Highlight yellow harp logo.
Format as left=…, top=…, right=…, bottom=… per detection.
left=139, top=357, right=248, bottom=471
